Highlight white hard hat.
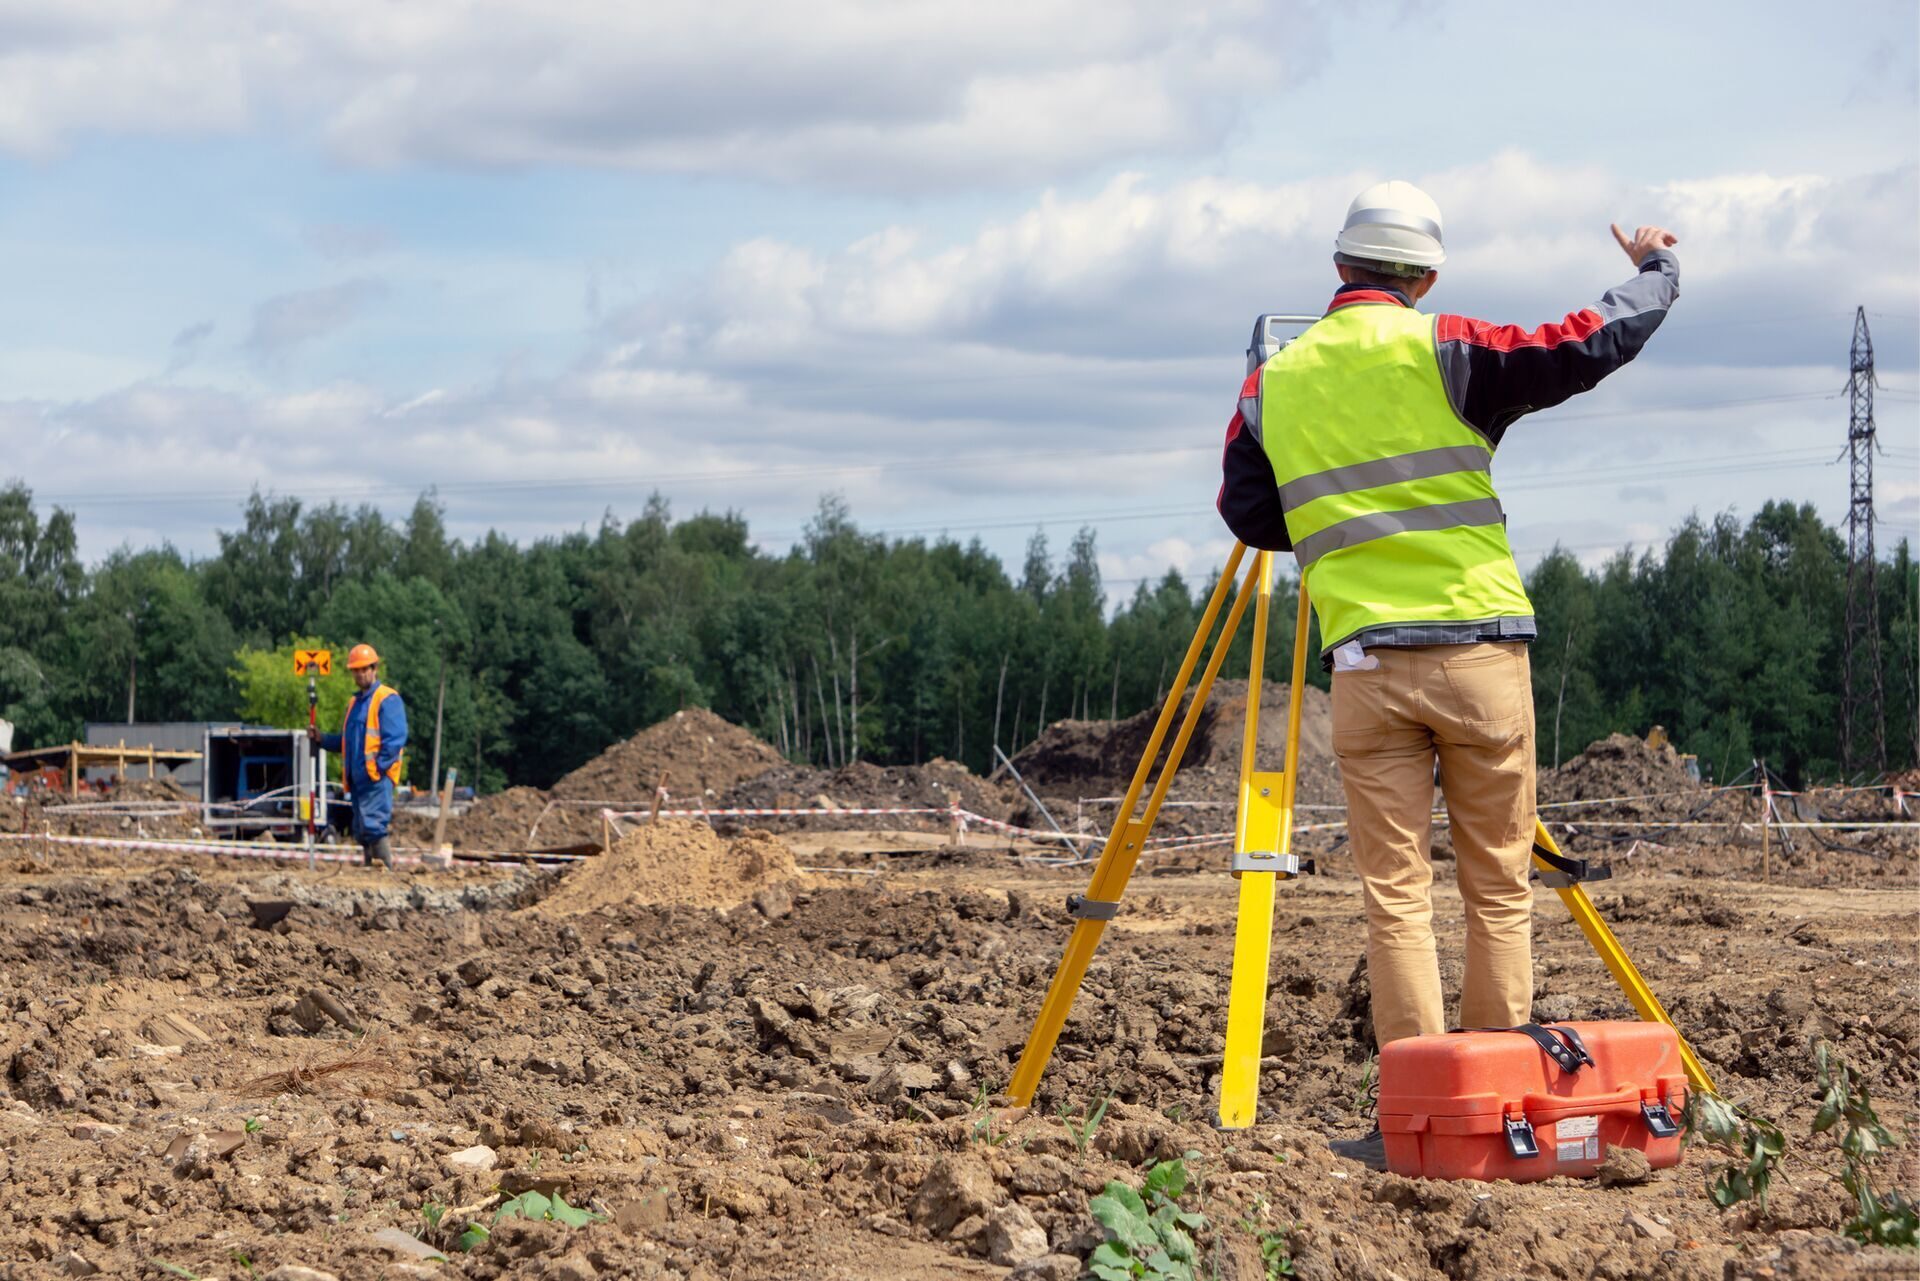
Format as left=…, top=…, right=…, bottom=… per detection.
left=1334, top=180, right=1446, bottom=272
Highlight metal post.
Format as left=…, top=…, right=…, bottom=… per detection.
left=993, top=746, right=1082, bottom=853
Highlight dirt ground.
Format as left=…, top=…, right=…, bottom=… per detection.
left=2, top=801, right=1916, bottom=1281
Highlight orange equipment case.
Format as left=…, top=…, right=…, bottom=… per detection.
left=1377, top=1021, right=1688, bottom=1182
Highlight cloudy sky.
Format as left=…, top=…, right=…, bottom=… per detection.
left=1, top=0, right=1916, bottom=595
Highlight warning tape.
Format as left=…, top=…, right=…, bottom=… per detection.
left=0, top=830, right=422, bottom=866
left=0, top=830, right=572, bottom=866
left=1551, top=819, right=1920, bottom=831
left=602, top=805, right=948, bottom=820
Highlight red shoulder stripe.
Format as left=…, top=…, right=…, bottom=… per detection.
left=1438, top=309, right=1605, bottom=352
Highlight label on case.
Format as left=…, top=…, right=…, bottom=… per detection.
left=1556, top=1115, right=1601, bottom=1164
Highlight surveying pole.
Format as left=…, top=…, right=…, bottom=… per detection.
left=307, top=677, right=318, bottom=854
left=293, top=649, right=332, bottom=870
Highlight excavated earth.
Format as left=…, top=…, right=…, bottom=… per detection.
left=2, top=795, right=1916, bottom=1281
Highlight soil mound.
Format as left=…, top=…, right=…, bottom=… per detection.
left=552, top=707, right=782, bottom=802
left=1009, top=678, right=1341, bottom=806
left=455, top=785, right=598, bottom=851
left=528, top=819, right=800, bottom=914
left=1541, top=733, right=1701, bottom=804
left=109, top=777, right=192, bottom=802
left=718, top=758, right=1016, bottom=831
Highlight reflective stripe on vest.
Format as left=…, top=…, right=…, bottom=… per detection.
left=1261, top=302, right=1534, bottom=652
left=361, top=685, right=404, bottom=785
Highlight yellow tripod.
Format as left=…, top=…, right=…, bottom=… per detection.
left=1005, top=543, right=1715, bottom=1126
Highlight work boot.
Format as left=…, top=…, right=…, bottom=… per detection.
left=372, top=837, right=395, bottom=869
left=1329, top=1128, right=1387, bottom=1172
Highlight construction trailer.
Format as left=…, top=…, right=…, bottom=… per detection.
left=83, top=721, right=235, bottom=788
left=201, top=726, right=335, bottom=841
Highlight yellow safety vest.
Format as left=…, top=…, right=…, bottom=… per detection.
left=1261, top=301, right=1534, bottom=654
left=359, top=685, right=404, bottom=785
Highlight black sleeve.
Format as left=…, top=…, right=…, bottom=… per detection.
left=1436, top=250, right=1680, bottom=446
left=1217, top=409, right=1291, bottom=552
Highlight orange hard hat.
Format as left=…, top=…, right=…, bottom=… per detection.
left=346, top=643, right=381, bottom=670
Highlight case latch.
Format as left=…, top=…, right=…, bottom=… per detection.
left=1640, top=1100, right=1680, bottom=1139
left=1504, top=1115, right=1540, bottom=1159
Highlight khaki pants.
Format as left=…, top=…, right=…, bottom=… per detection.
left=1332, top=642, right=1536, bottom=1047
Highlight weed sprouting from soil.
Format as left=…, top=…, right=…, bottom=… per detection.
left=1058, top=1092, right=1111, bottom=1162
left=1088, top=1156, right=1209, bottom=1281
left=1237, top=1193, right=1296, bottom=1278
left=1814, top=1042, right=1920, bottom=1248
left=1682, top=1090, right=1787, bottom=1212
left=1349, top=1054, right=1378, bottom=1116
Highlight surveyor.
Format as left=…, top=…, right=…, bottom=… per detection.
left=1217, top=182, right=1679, bottom=1169
left=311, top=643, right=408, bottom=868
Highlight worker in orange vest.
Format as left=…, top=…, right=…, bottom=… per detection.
left=310, top=643, right=408, bottom=867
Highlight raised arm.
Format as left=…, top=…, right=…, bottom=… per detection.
left=1436, top=224, right=1680, bottom=446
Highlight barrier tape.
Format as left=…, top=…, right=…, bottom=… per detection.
left=0, top=830, right=422, bottom=866
left=602, top=805, right=949, bottom=820
left=0, top=830, right=574, bottom=866
left=1552, top=819, right=1920, bottom=831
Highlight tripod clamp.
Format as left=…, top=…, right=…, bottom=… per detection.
left=1065, top=894, right=1120, bottom=921
left=1231, top=849, right=1301, bottom=876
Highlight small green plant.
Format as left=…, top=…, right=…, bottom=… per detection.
left=1161, top=1103, right=1185, bottom=1124
left=155, top=1265, right=201, bottom=1281
left=527, top=1148, right=544, bottom=1174
left=1087, top=1158, right=1208, bottom=1281
left=1814, top=1043, right=1919, bottom=1248
left=1235, top=1195, right=1295, bottom=1278
left=228, top=1250, right=256, bottom=1277
left=420, top=1201, right=447, bottom=1232
left=968, top=1082, right=1013, bottom=1147
left=1350, top=1055, right=1378, bottom=1116
left=455, top=1222, right=490, bottom=1252
left=1682, top=1090, right=1787, bottom=1211
left=243, top=1116, right=264, bottom=1134
left=494, top=1189, right=605, bottom=1229
left=970, top=1110, right=1013, bottom=1147
left=1058, top=1093, right=1111, bottom=1163
left=1256, top=1230, right=1296, bottom=1279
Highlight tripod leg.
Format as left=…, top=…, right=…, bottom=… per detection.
left=1220, top=567, right=1313, bottom=1128
left=1008, top=546, right=1256, bottom=1107
left=1533, top=820, right=1717, bottom=1096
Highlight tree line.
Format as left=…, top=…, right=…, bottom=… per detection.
left=0, top=480, right=1913, bottom=792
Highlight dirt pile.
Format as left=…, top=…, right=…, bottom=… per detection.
left=1011, top=678, right=1341, bottom=807
left=529, top=819, right=801, bottom=915
left=108, top=777, right=193, bottom=803
left=445, top=708, right=784, bottom=851
left=1542, top=733, right=1703, bottom=806
left=717, top=757, right=1017, bottom=831
left=451, top=784, right=599, bottom=851
left=553, top=706, right=783, bottom=802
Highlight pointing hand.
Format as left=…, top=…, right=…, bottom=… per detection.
left=1611, top=223, right=1678, bottom=267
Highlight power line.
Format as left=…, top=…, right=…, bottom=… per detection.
left=37, top=387, right=1849, bottom=511
left=748, top=452, right=1847, bottom=546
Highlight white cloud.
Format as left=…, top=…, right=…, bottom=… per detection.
left=5, top=152, right=1915, bottom=582
left=605, top=154, right=1920, bottom=380
left=0, top=0, right=1323, bottom=191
